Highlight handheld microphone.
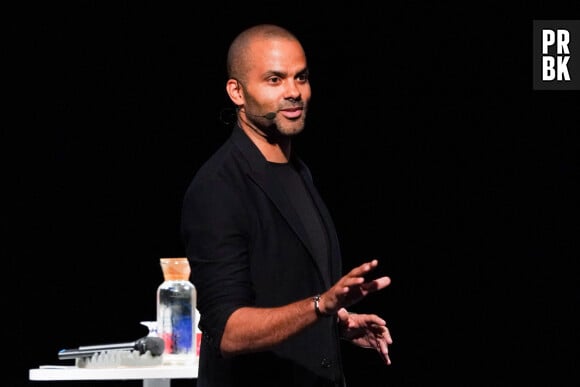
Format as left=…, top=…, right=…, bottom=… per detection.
left=58, top=336, right=165, bottom=359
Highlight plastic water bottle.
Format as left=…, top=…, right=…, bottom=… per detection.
left=156, top=257, right=197, bottom=364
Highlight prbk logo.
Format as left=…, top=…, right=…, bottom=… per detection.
left=533, top=20, right=580, bottom=90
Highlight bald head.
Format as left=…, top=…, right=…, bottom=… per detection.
left=227, top=24, right=302, bottom=83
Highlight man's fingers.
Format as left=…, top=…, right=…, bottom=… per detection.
left=348, top=259, right=378, bottom=277
left=336, top=308, right=349, bottom=319
left=361, top=276, right=391, bottom=292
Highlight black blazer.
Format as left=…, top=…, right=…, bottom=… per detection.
left=181, top=125, right=345, bottom=387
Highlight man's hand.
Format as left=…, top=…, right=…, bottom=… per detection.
left=337, top=308, right=393, bottom=365
left=319, top=259, right=391, bottom=314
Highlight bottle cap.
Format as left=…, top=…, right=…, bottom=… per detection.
left=160, top=257, right=191, bottom=281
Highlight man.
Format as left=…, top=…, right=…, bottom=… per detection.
left=181, top=24, right=392, bottom=387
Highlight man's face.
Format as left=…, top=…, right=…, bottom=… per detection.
left=241, top=38, right=311, bottom=137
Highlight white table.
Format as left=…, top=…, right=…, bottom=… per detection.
left=29, top=364, right=198, bottom=387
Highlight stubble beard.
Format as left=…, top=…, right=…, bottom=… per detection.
left=273, top=115, right=306, bottom=137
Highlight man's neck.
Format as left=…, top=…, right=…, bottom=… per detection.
left=239, top=123, right=291, bottom=163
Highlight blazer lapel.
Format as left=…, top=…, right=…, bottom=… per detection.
left=231, top=127, right=332, bottom=287
left=294, top=157, right=342, bottom=284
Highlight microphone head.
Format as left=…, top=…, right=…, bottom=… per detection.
left=135, top=336, right=165, bottom=356
left=263, top=112, right=276, bottom=120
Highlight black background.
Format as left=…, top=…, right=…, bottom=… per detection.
left=6, top=1, right=579, bottom=386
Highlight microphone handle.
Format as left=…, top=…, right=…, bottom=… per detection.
left=58, top=347, right=109, bottom=360
left=58, top=340, right=140, bottom=360
left=78, top=341, right=136, bottom=351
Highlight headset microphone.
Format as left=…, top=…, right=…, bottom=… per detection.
left=241, top=108, right=277, bottom=120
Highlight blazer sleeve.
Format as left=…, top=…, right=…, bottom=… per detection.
left=181, top=171, right=254, bottom=353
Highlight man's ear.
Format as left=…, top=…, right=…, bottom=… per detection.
left=226, top=78, right=245, bottom=106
